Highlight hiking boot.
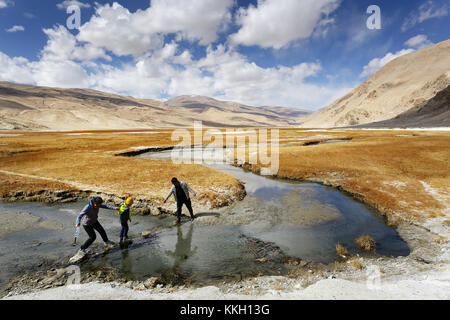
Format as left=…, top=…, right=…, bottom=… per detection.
left=104, top=240, right=115, bottom=247
left=78, top=249, right=87, bottom=255
left=119, top=237, right=123, bottom=243
left=190, top=216, right=195, bottom=221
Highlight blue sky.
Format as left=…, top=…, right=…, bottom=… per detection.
left=0, top=0, right=448, bottom=110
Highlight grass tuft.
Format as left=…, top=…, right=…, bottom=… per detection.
left=335, top=243, right=348, bottom=257
left=355, top=235, right=376, bottom=252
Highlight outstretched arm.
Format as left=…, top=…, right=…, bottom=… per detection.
left=164, top=186, right=174, bottom=203
left=100, top=204, right=118, bottom=210
left=75, top=204, right=89, bottom=226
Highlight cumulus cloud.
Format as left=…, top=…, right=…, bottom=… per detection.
left=402, top=0, right=448, bottom=31
left=360, top=49, right=415, bottom=78
left=0, top=52, right=89, bottom=89
left=0, top=25, right=107, bottom=88
left=229, top=0, right=341, bottom=49
left=56, top=0, right=90, bottom=10
left=0, top=53, right=33, bottom=83
left=132, top=0, right=234, bottom=45
left=404, top=34, right=434, bottom=49
left=6, top=25, right=24, bottom=32
left=76, top=0, right=233, bottom=57
left=88, top=44, right=348, bottom=108
left=42, top=25, right=111, bottom=62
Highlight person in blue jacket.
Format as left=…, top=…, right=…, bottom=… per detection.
left=75, top=196, right=118, bottom=255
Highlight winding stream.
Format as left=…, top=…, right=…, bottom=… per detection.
left=0, top=147, right=410, bottom=290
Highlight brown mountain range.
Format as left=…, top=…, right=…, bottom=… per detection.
left=0, top=82, right=311, bottom=130
left=301, top=39, right=450, bottom=128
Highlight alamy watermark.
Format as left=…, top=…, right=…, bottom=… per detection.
left=66, top=265, right=81, bottom=290
left=170, top=121, right=279, bottom=175
left=65, top=4, right=382, bottom=32
left=66, top=5, right=82, bottom=30
left=367, top=5, right=382, bottom=30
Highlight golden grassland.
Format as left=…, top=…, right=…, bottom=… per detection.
left=249, top=129, right=450, bottom=225
left=0, top=130, right=244, bottom=207
left=0, top=128, right=449, bottom=224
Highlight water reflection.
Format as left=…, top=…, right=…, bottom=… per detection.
left=165, top=224, right=197, bottom=270
left=120, top=249, right=134, bottom=280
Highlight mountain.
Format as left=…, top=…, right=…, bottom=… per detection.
left=359, top=85, right=450, bottom=128
left=166, top=95, right=311, bottom=127
left=301, top=39, right=450, bottom=128
left=0, top=82, right=311, bottom=130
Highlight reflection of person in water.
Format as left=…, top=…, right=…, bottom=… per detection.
left=121, top=249, right=135, bottom=280
left=165, top=224, right=197, bottom=270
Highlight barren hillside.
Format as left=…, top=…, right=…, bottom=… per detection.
left=361, top=85, right=450, bottom=128
left=0, top=82, right=311, bottom=130
left=301, top=39, right=450, bottom=128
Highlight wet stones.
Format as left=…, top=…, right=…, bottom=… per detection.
left=241, top=235, right=284, bottom=262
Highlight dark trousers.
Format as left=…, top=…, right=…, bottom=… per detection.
left=81, top=221, right=109, bottom=250
left=176, top=199, right=194, bottom=221
left=120, top=219, right=129, bottom=238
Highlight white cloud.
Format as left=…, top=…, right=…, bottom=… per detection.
left=0, top=53, right=34, bottom=83
left=132, top=0, right=234, bottom=45
left=360, top=49, right=415, bottom=78
left=0, top=0, right=13, bottom=9
left=6, top=25, right=24, bottom=33
left=24, top=12, right=35, bottom=19
left=88, top=44, right=347, bottom=108
left=30, top=59, right=90, bottom=88
left=76, top=1, right=233, bottom=57
left=229, top=0, right=341, bottom=49
left=41, top=25, right=110, bottom=62
left=56, top=0, right=90, bottom=10
left=402, top=0, right=448, bottom=31
left=76, top=3, right=164, bottom=57
left=404, top=34, right=434, bottom=49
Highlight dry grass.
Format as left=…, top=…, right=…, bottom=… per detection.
left=355, top=235, right=376, bottom=252
left=1, top=129, right=449, bottom=220
left=0, top=172, right=73, bottom=196
left=0, top=130, right=243, bottom=206
left=433, top=236, right=448, bottom=244
left=236, top=129, right=450, bottom=225
left=336, top=243, right=349, bottom=257
left=348, top=258, right=365, bottom=270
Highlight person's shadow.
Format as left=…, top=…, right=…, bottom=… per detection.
left=165, top=224, right=197, bottom=270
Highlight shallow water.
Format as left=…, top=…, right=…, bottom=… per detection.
left=0, top=147, right=410, bottom=289
left=138, top=149, right=410, bottom=263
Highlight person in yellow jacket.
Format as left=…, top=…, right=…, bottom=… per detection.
left=118, top=197, right=133, bottom=243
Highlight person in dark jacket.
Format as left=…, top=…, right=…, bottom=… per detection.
left=163, top=177, right=197, bottom=224
left=75, top=197, right=118, bottom=255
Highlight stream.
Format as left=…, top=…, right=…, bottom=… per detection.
left=0, top=146, right=410, bottom=291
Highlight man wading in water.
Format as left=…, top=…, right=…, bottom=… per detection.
left=163, top=177, right=197, bottom=224
left=75, top=197, right=118, bottom=255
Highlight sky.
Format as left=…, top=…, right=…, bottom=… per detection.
left=0, top=0, right=448, bottom=110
